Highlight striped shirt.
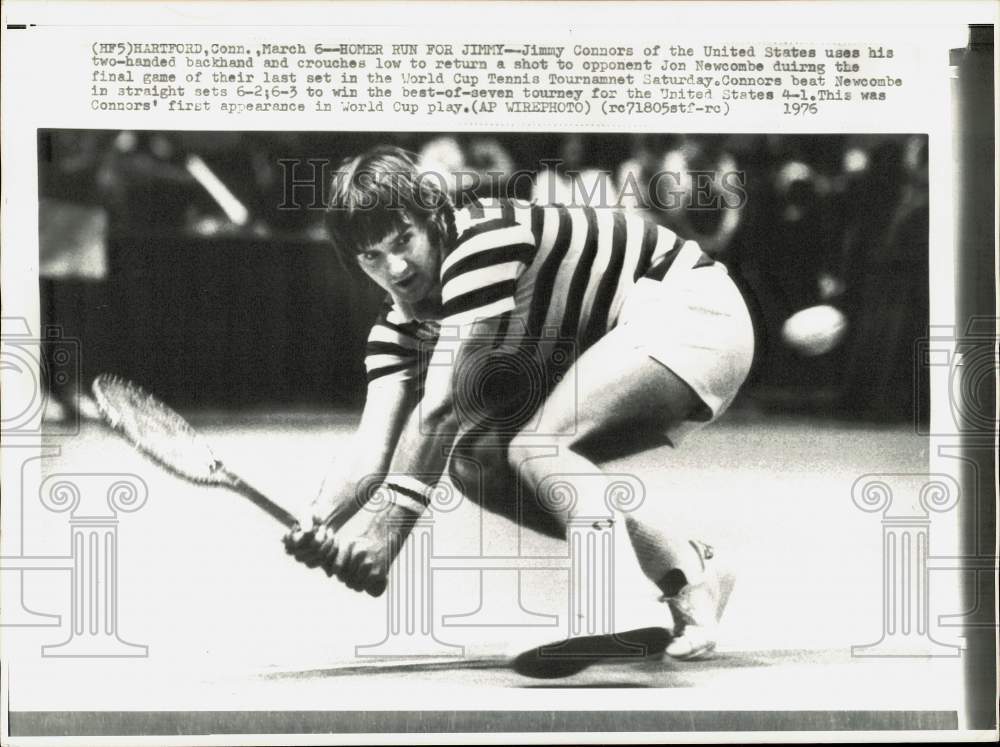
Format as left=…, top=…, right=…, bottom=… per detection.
left=363, top=198, right=715, bottom=389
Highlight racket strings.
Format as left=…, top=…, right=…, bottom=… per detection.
left=93, top=374, right=226, bottom=484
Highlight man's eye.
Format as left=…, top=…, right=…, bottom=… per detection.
left=396, top=232, right=411, bottom=246
left=359, top=251, right=378, bottom=262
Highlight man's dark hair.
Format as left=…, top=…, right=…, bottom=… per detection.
left=324, top=145, right=455, bottom=258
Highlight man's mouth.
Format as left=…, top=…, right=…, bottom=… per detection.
left=394, top=275, right=418, bottom=290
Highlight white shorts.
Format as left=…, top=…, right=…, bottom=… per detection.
left=617, top=257, right=755, bottom=444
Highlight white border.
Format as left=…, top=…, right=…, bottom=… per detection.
left=2, top=1, right=997, bottom=743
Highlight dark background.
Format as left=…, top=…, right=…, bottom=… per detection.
left=38, top=130, right=929, bottom=421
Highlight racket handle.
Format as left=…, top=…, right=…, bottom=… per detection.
left=222, top=469, right=299, bottom=529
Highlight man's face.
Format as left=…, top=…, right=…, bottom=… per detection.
left=356, top=217, right=441, bottom=305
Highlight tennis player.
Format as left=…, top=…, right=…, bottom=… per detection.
left=285, top=145, right=757, bottom=666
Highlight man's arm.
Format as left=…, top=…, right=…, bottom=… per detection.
left=357, top=330, right=465, bottom=520
left=284, top=302, right=425, bottom=571
left=310, top=378, right=417, bottom=529
left=321, top=200, right=533, bottom=593
left=311, top=302, right=431, bottom=527
left=282, top=378, right=416, bottom=574
left=327, top=316, right=509, bottom=596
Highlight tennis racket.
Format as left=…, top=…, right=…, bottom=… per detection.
left=92, top=374, right=298, bottom=529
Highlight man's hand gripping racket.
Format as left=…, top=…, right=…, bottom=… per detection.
left=91, top=374, right=374, bottom=590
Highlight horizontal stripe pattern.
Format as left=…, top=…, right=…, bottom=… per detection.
left=364, top=198, right=715, bottom=390
left=364, top=301, right=437, bottom=384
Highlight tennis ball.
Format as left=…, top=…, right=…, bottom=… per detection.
left=781, top=304, right=848, bottom=356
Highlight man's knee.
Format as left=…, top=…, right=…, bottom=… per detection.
left=449, top=429, right=565, bottom=540
left=507, top=428, right=579, bottom=478
left=449, top=433, right=512, bottom=500
left=447, top=452, right=486, bottom=497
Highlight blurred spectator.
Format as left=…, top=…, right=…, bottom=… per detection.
left=654, top=136, right=744, bottom=257
left=418, top=135, right=516, bottom=202
left=39, top=131, right=114, bottom=279
left=37, top=131, right=118, bottom=421
left=418, top=135, right=467, bottom=196
left=97, top=130, right=198, bottom=235
left=610, top=135, right=663, bottom=213
left=532, top=134, right=613, bottom=207
left=466, top=136, right=516, bottom=196
left=836, top=136, right=929, bottom=419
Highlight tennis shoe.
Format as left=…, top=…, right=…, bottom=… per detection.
left=662, top=541, right=736, bottom=661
